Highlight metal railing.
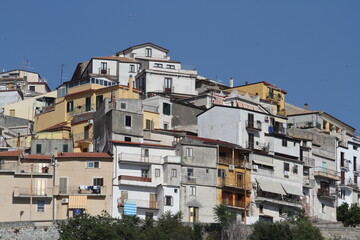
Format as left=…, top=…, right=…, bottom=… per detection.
left=98, top=68, right=111, bottom=75
left=218, top=157, right=246, bottom=166
left=14, top=187, right=53, bottom=197
left=68, top=104, right=96, bottom=115
left=268, top=125, right=287, bottom=135
left=221, top=199, right=247, bottom=208
left=266, top=94, right=282, bottom=102
left=163, top=86, right=174, bottom=93
left=313, top=167, right=340, bottom=180
left=246, top=141, right=270, bottom=152
left=186, top=176, right=196, bottom=184
left=119, top=153, right=162, bottom=164
left=220, top=178, right=251, bottom=190
left=317, top=188, right=336, bottom=199
left=55, top=185, right=105, bottom=195
left=246, top=120, right=262, bottom=130
left=118, top=198, right=159, bottom=209
left=287, top=121, right=322, bottom=130
left=340, top=160, right=350, bottom=170
left=118, top=175, right=152, bottom=183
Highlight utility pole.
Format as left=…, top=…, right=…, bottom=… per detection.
left=29, top=164, right=33, bottom=221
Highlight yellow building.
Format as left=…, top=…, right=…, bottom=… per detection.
left=34, top=78, right=141, bottom=152
left=229, top=81, right=287, bottom=115
left=217, top=144, right=252, bottom=223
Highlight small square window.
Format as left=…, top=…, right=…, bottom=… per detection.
left=36, top=144, right=42, bottom=154
left=171, top=169, right=177, bottom=178
left=29, top=86, right=36, bottom=91
left=121, top=103, right=127, bottom=109
left=37, top=200, right=45, bottom=212
left=189, top=186, right=196, bottom=196
left=282, top=139, right=287, bottom=147
left=125, top=137, right=131, bottom=142
left=174, top=189, right=178, bottom=193
left=63, top=144, right=69, bottom=153
left=186, top=148, right=193, bottom=157
left=87, top=161, right=100, bottom=168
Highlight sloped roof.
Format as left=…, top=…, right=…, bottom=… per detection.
left=56, top=152, right=112, bottom=159
left=0, top=150, right=23, bottom=157
left=92, top=56, right=139, bottom=63
left=116, top=42, right=169, bottom=55
left=24, top=154, right=52, bottom=160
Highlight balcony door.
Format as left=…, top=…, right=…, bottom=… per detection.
left=59, top=177, right=68, bottom=194
left=149, top=193, right=157, bottom=208
left=35, top=178, right=46, bottom=196
left=248, top=134, right=254, bottom=149
left=189, top=207, right=199, bottom=222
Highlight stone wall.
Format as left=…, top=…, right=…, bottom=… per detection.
left=0, top=224, right=59, bottom=240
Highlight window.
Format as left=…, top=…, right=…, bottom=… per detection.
left=146, top=119, right=153, bottom=130
left=163, top=103, right=171, bottom=115
left=166, top=65, right=175, bottom=69
left=355, top=175, right=358, bottom=184
left=124, top=137, right=131, bottom=142
left=96, top=95, right=103, bottom=110
left=36, top=144, right=42, bottom=154
left=189, top=186, right=197, bottom=196
left=171, top=169, right=177, bottom=178
left=163, top=122, right=169, bottom=130
left=29, top=86, right=36, bottom=91
left=164, top=77, right=172, bottom=90
left=354, top=145, right=358, bottom=150
left=354, top=157, right=357, bottom=171
left=85, top=97, right=91, bottom=111
left=154, top=63, right=163, bottom=68
left=284, top=162, right=290, bottom=171
left=63, top=144, right=68, bottom=153
left=59, top=177, right=68, bottom=194
left=101, top=62, right=107, bottom=74
left=141, top=169, right=149, bottom=178
left=282, top=139, right=287, bottom=147
left=293, top=164, right=298, bottom=174
left=165, top=196, right=172, bottom=206
left=125, top=115, right=132, bottom=127
left=37, top=200, right=45, bottom=212
left=187, top=168, right=194, bottom=177
left=87, top=161, right=100, bottom=168
left=145, top=48, right=152, bottom=57
left=189, top=207, right=199, bottom=222
left=121, top=103, right=127, bottom=109
left=218, top=169, right=226, bottom=179
left=9, top=109, right=15, bottom=117
left=174, top=189, right=178, bottom=193
left=129, top=64, right=135, bottom=73
left=67, top=101, right=74, bottom=112
left=93, top=178, right=104, bottom=186
left=186, top=148, right=193, bottom=157
left=155, top=168, right=160, bottom=177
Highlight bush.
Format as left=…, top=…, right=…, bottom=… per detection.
left=337, top=202, right=360, bottom=227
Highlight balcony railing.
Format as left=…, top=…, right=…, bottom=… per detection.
left=218, top=157, right=246, bottom=166
left=98, top=68, right=111, bottom=75
left=118, top=175, right=151, bottom=183
left=119, top=153, right=162, bottom=164
left=74, top=132, right=93, bottom=142
left=255, top=193, right=302, bottom=208
left=287, top=121, right=321, bottom=130
left=266, top=94, right=282, bottom=102
left=0, top=163, right=53, bottom=175
left=246, top=120, right=262, bottom=131
left=55, top=185, right=106, bottom=195
left=14, top=187, right=53, bottom=197
left=313, top=167, right=340, bottom=180
left=69, top=104, right=97, bottom=115
left=186, top=176, right=196, bottom=184
left=340, top=160, right=350, bottom=170
left=221, top=199, right=247, bottom=209
left=340, top=178, right=359, bottom=190
left=118, top=198, right=159, bottom=209
left=317, top=188, right=336, bottom=200
left=163, top=86, right=174, bottom=93
left=302, top=157, right=315, bottom=168
left=220, top=178, right=251, bottom=190
left=246, top=141, right=270, bottom=152
left=268, top=125, right=287, bottom=135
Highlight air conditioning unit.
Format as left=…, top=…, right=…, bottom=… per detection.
left=284, top=171, right=290, bottom=176
left=88, top=119, right=94, bottom=125
left=229, top=165, right=235, bottom=171
left=62, top=198, right=69, bottom=204
left=252, top=165, right=258, bottom=170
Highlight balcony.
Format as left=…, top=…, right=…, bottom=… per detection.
left=220, top=178, right=251, bottom=191
left=99, top=68, right=111, bottom=75
left=302, top=157, right=315, bottom=168
left=218, top=157, right=247, bottom=166
left=118, top=153, right=162, bottom=164
left=255, top=194, right=302, bottom=209
left=14, top=187, right=53, bottom=198
left=69, top=103, right=96, bottom=115
left=303, top=177, right=315, bottom=188
left=266, top=94, right=282, bottom=102
left=246, top=120, right=262, bottom=131
left=118, top=198, right=159, bottom=209
left=221, top=199, right=247, bottom=209
left=186, top=176, right=197, bottom=184
left=55, top=185, right=106, bottom=196
left=163, top=86, right=174, bottom=93
left=340, top=160, right=350, bottom=171
left=340, top=178, right=359, bottom=190
left=0, top=163, right=53, bottom=175
left=118, top=175, right=156, bottom=187
left=74, top=132, right=93, bottom=143
left=268, top=125, right=287, bottom=135
left=246, top=141, right=270, bottom=152
left=313, top=167, right=340, bottom=181
left=317, top=188, right=336, bottom=201
left=288, top=121, right=321, bottom=130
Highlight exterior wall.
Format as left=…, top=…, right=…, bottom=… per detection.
left=122, top=47, right=167, bottom=59
left=143, top=111, right=159, bottom=130
left=143, top=96, right=173, bottom=130
left=0, top=91, right=23, bottom=108
left=55, top=158, right=113, bottom=219
left=118, top=62, right=139, bottom=86
left=172, top=102, right=204, bottom=133
left=31, top=139, right=73, bottom=155
left=3, top=91, right=57, bottom=120
left=92, top=59, right=117, bottom=76
left=287, top=113, right=322, bottom=129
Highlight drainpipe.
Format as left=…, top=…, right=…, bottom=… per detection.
left=52, top=149, right=57, bottom=223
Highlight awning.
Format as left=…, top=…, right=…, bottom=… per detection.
left=256, top=178, right=286, bottom=195
left=281, top=183, right=303, bottom=196
left=253, top=155, right=274, bottom=167
left=68, top=195, right=87, bottom=209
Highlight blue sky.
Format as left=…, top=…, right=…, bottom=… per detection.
left=1, top=1, right=359, bottom=131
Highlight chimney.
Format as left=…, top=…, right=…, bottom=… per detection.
left=304, top=103, right=309, bottom=110
left=229, top=78, right=234, bottom=88
left=111, top=89, right=116, bottom=109
left=128, top=74, right=133, bottom=90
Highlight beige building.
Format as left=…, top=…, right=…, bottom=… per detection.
left=54, top=152, right=113, bottom=219
left=0, top=150, right=113, bottom=222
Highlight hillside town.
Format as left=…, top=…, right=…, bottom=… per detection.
left=0, top=42, right=359, bottom=225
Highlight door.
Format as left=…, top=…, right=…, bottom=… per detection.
left=248, top=113, right=254, bottom=128
left=322, top=162, right=327, bottom=172
left=236, top=173, right=244, bottom=189
left=149, top=193, right=157, bottom=208
left=189, top=207, right=199, bottom=222
left=35, top=178, right=46, bottom=196
left=59, top=177, right=68, bottom=194
left=248, top=134, right=254, bottom=149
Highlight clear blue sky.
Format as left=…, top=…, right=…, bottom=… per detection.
left=1, top=1, right=359, bottom=131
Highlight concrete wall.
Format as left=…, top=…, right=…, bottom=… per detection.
left=30, top=139, right=73, bottom=155
left=172, top=102, right=204, bottom=133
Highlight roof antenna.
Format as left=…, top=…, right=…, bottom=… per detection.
left=61, top=64, right=64, bottom=83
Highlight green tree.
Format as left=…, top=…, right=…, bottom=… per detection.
left=249, top=220, right=294, bottom=240
left=336, top=202, right=349, bottom=223
left=213, top=204, right=236, bottom=240
left=292, top=217, right=324, bottom=240
left=337, top=202, right=360, bottom=227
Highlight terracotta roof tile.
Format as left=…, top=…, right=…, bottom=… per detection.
left=93, top=56, right=139, bottom=63
left=111, top=140, right=174, bottom=148
left=24, top=154, right=52, bottom=160
left=57, top=152, right=112, bottom=159
left=186, top=135, right=245, bottom=149
left=0, top=150, right=24, bottom=157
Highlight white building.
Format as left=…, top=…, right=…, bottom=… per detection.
left=116, top=42, right=198, bottom=96
left=111, top=141, right=181, bottom=220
